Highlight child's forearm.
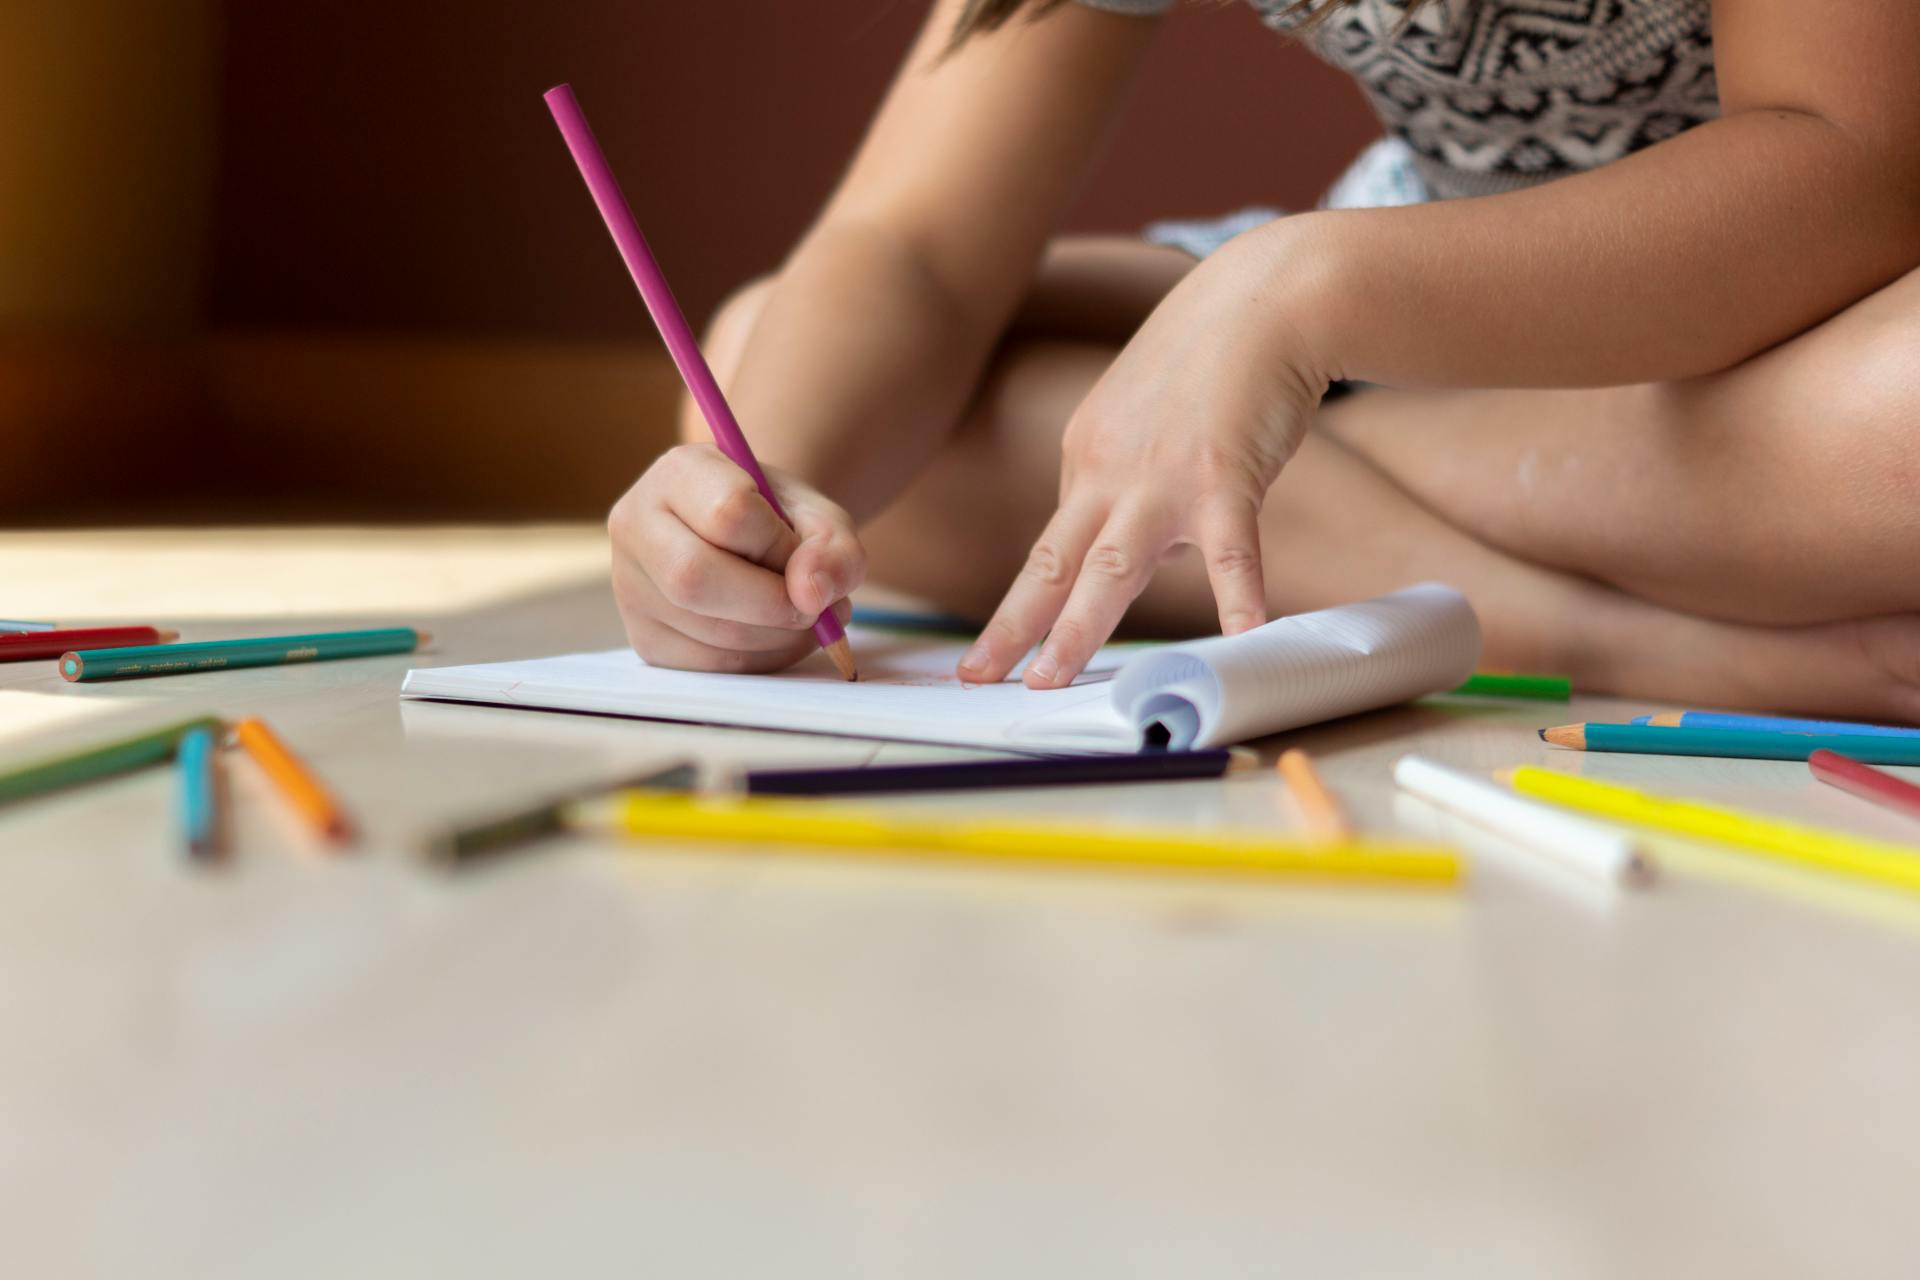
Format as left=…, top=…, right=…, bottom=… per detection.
left=711, top=220, right=1012, bottom=525
left=1255, top=110, right=1920, bottom=391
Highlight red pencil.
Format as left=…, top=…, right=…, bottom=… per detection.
left=1809, top=749, right=1920, bottom=823
left=0, top=626, right=179, bottom=663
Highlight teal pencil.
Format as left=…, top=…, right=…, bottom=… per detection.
left=60, top=628, right=430, bottom=682
left=1543, top=723, right=1920, bottom=766
left=176, top=726, right=223, bottom=859
left=0, top=714, right=223, bottom=807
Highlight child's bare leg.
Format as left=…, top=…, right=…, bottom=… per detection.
left=862, top=334, right=1920, bottom=720
left=1325, top=263, right=1920, bottom=627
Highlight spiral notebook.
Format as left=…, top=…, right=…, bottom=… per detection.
left=400, top=584, right=1480, bottom=754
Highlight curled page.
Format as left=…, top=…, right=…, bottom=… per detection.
left=1103, top=583, right=1481, bottom=750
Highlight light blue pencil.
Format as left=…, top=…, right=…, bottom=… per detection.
left=177, top=726, right=223, bottom=859
left=1639, top=710, right=1920, bottom=738
left=0, top=620, right=56, bottom=632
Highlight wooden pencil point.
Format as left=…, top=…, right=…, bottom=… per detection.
left=1650, top=711, right=1684, bottom=727
left=824, top=636, right=858, bottom=681
left=1541, top=725, right=1586, bottom=748
left=156, top=629, right=181, bottom=643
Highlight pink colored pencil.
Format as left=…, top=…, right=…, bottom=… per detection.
left=543, top=82, right=857, bottom=681
left=1809, top=749, right=1920, bottom=823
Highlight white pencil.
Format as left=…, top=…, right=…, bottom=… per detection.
left=1393, top=754, right=1652, bottom=887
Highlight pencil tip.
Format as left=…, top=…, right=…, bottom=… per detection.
left=156, top=629, right=181, bottom=643
left=823, top=636, right=858, bottom=682
left=414, top=629, right=434, bottom=648
left=1535, top=728, right=1547, bottom=741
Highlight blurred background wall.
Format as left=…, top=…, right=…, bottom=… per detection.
left=2, top=0, right=1376, bottom=526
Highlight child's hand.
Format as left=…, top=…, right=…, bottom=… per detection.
left=958, top=239, right=1327, bottom=689
left=609, top=443, right=865, bottom=673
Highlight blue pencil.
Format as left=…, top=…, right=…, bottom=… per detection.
left=1639, top=710, right=1920, bottom=738
left=0, top=620, right=56, bottom=632
left=177, top=726, right=223, bottom=859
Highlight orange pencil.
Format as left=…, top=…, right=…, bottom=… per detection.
left=233, top=718, right=355, bottom=845
left=1278, top=748, right=1352, bottom=840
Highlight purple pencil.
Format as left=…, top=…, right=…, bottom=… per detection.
left=544, top=82, right=858, bottom=681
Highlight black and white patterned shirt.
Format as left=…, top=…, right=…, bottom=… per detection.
left=1086, top=0, right=1720, bottom=202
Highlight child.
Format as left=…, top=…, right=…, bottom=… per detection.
left=608, top=0, right=1920, bottom=719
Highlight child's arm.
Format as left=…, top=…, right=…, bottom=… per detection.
left=1269, top=0, right=1920, bottom=390
left=960, top=0, right=1920, bottom=689
left=610, top=0, right=1159, bottom=673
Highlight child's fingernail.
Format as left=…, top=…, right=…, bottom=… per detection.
left=957, top=642, right=989, bottom=675
left=1027, top=654, right=1059, bottom=686
left=809, top=571, right=833, bottom=611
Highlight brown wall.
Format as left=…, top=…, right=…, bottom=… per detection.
left=3, top=1, right=1377, bottom=524
left=208, top=0, right=1377, bottom=339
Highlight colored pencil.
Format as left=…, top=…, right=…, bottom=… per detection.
left=0, top=626, right=178, bottom=663
left=1394, top=754, right=1649, bottom=885
left=0, top=715, right=223, bottom=808
left=60, top=627, right=429, bottom=682
left=585, top=792, right=1462, bottom=886
left=1277, top=748, right=1352, bottom=839
left=743, top=749, right=1243, bottom=797
left=1540, top=723, right=1920, bottom=766
left=1509, top=766, right=1920, bottom=897
left=1638, top=710, right=1920, bottom=738
left=544, top=82, right=857, bottom=682
left=848, top=605, right=980, bottom=636
left=1447, top=672, right=1572, bottom=701
left=427, top=761, right=698, bottom=864
left=1809, top=750, right=1920, bottom=824
left=176, top=726, right=224, bottom=859
left=233, top=718, right=356, bottom=845
left=0, top=620, right=57, bottom=632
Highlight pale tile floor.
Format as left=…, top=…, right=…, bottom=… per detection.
left=3, top=526, right=1919, bottom=1277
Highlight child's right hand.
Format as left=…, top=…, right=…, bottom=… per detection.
left=608, top=443, right=865, bottom=674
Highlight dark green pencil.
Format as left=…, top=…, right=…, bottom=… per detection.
left=426, top=761, right=699, bottom=865
left=60, top=628, right=430, bottom=682
left=1543, top=722, right=1920, bottom=765
left=0, top=715, right=223, bottom=807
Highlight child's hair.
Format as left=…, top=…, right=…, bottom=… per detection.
left=949, top=0, right=1438, bottom=48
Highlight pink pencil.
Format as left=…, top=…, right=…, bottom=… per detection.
left=544, top=82, right=857, bottom=681
left=1809, top=749, right=1920, bottom=823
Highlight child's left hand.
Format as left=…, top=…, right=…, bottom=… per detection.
left=956, top=236, right=1329, bottom=688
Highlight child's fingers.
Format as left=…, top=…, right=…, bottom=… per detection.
left=619, top=559, right=821, bottom=654
left=957, top=502, right=1104, bottom=684
left=663, top=453, right=803, bottom=569
left=620, top=610, right=819, bottom=675
left=784, top=512, right=868, bottom=617
left=1197, top=497, right=1268, bottom=636
left=1023, top=506, right=1167, bottom=689
left=642, top=515, right=812, bottom=630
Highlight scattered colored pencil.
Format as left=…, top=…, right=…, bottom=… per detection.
left=1509, top=766, right=1920, bottom=897
left=427, top=761, right=699, bottom=865
left=1277, top=748, right=1352, bottom=839
left=585, top=792, right=1462, bottom=886
left=0, top=620, right=57, bottom=633
left=0, top=715, right=223, bottom=808
left=1447, top=672, right=1572, bottom=701
left=744, top=749, right=1244, bottom=797
left=1635, top=710, right=1920, bottom=738
left=848, top=605, right=980, bottom=636
left=233, top=718, right=356, bottom=845
left=60, top=627, right=429, bottom=682
left=176, top=726, right=224, bottom=860
left=1809, top=750, right=1920, bottom=824
left=1540, top=723, right=1920, bottom=766
left=0, top=626, right=178, bottom=663
left=1395, top=754, right=1649, bottom=885
left=545, top=82, right=857, bottom=682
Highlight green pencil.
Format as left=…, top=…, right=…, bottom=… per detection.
left=0, top=715, right=224, bottom=807
left=60, top=628, right=430, bottom=682
left=1543, top=723, right=1920, bottom=765
left=1448, top=672, right=1572, bottom=701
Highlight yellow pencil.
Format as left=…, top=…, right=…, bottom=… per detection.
left=1508, top=766, right=1920, bottom=896
left=233, top=717, right=355, bottom=845
left=585, top=792, right=1460, bottom=887
left=1277, top=748, right=1352, bottom=840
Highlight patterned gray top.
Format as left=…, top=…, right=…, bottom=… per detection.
left=1081, top=0, right=1720, bottom=201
